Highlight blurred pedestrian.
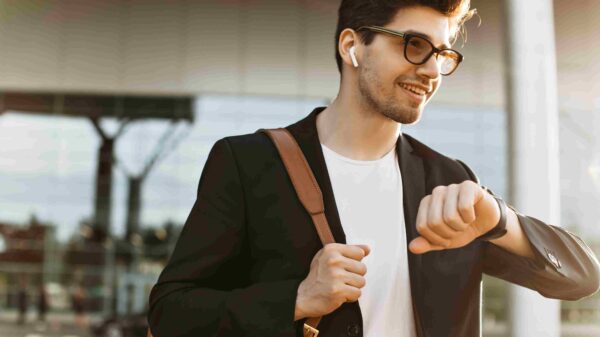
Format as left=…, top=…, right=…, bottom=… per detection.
left=16, top=278, right=27, bottom=325
left=37, top=283, right=48, bottom=322
left=72, top=284, right=88, bottom=329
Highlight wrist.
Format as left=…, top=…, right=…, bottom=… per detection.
left=294, top=297, right=308, bottom=321
left=294, top=284, right=307, bottom=321
left=294, top=305, right=305, bottom=321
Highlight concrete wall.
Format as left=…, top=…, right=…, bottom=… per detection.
left=555, top=0, right=600, bottom=112
left=0, top=0, right=597, bottom=110
left=0, top=0, right=506, bottom=107
left=0, top=0, right=339, bottom=98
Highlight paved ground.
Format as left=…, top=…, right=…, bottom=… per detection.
left=483, top=322, right=600, bottom=337
left=0, top=311, right=99, bottom=337
left=0, top=322, right=91, bottom=337
left=1, top=310, right=598, bottom=337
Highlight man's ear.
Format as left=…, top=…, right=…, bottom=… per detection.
left=338, top=28, right=360, bottom=69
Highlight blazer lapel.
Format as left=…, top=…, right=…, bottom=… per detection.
left=397, top=133, right=427, bottom=337
left=285, top=107, right=427, bottom=244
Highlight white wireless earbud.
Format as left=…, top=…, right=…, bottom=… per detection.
left=349, top=46, right=359, bottom=68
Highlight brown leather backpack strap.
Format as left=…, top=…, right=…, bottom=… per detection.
left=258, top=127, right=335, bottom=337
left=258, top=128, right=336, bottom=245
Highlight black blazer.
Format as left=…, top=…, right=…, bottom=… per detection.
left=148, top=107, right=600, bottom=337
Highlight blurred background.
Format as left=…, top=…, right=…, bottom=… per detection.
left=0, top=0, right=599, bottom=336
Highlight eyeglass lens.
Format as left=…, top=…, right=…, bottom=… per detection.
left=405, top=35, right=459, bottom=75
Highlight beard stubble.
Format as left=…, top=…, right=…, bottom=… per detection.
left=357, top=57, right=423, bottom=125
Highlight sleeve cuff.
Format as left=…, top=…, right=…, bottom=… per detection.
left=222, top=278, right=304, bottom=336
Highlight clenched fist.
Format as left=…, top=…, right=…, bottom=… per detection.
left=409, top=180, right=501, bottom=254
left=294, top=243, right=370, bottom=321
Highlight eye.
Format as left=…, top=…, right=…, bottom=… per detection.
left=408, top=37, right=428, bottom=50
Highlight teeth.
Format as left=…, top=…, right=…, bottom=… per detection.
left=400, top=83, right=426, bottom=95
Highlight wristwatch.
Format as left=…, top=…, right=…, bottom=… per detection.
left=478, top=186, right=508, bottom=241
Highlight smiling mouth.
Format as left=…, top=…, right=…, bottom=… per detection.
left=398, top=83, right=429, bottom=96
left=397, top=84, right=429, bottom=104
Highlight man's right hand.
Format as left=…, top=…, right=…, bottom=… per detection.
left=294, top=243, right=370, bottom=321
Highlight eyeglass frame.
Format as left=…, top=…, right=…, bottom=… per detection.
left=356, top=25, right=464, bottom=76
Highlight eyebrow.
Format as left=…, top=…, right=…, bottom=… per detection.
left=402, top=29, right=451, bottom=49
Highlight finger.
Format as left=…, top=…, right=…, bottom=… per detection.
left=427, top=187, right=456, bottom=241
left=415, top=195, right=431, bottom=235
left=418, top=225, right=451, bottom=248
left=343, top=284, right=362, bottom=303
left=417, top=195, right=450, bottom=247
left=457, top=183, right=477, bottom=223
left=355, top=244, right=371, bottom=257
left=338, top=244, right=370, bottom=261
left=342, top=259, right=367, bottom=276
left=409, top=236, right=446, bottom=254
left=342, top=271, right=366, bottom=288
left=443, top=184, right=470, bottom=231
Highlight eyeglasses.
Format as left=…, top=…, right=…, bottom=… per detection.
left=356, top=25, right=464, bottom=76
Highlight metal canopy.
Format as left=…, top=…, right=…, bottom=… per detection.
left=0, top=91, right=194, bottom=122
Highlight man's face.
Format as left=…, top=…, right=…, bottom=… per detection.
left=357, top=6, right=455, bottom=124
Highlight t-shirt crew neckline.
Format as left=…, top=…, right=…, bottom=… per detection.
left=321, top=143, right=397, bottom=166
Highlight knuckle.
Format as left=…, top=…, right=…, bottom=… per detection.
left=443, top=213, right=459, bottom=225
left=327, top=256, right=341, bottom=267
left=458, top=202, right=470, bottom=212
left=432, top=185, right=446, bottom=194
left=430, top=220, right=443, bottom=228
left=323, top=243, right=337, bottom=253
left=458, top=204, right=473, bottom=219
left=329, top=284, right=341, bottom=296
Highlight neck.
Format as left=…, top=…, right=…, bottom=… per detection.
left=317, top=93, right=401, bottom=161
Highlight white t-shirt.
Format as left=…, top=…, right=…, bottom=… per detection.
left=321, top=142, right=417, bottom=337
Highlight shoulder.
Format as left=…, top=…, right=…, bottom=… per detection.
left=223, top=131, right=271, bottom=148
left=206, top=132, right=281, bottom=180
left=403, top=133, right=479, bottom=184
left=201, top=131, right=275, bottom=174
left=219, top=131, right=275, bottom=160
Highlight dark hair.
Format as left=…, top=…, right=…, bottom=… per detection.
left=334, top=0, right=476, bottom=74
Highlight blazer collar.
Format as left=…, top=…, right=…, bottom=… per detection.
left=285, top=106, right=426, bottom=247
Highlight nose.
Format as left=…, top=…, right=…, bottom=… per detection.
left=416, top=53, right=441, bottom=80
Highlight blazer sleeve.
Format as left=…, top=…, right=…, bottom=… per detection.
left=147, top=138, right=303, bottom=337
left=456, top=159, right=600, bottom=301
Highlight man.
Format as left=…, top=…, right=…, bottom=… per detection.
left=148, top=1, right=600, bottom=336
left=17, top=277, right=28, bottom=325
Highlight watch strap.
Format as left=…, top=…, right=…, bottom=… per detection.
left=478, top=188, right=508, bottom=241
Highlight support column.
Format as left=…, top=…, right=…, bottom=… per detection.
left=503, top=0, right=561, bottom=336
left=94, top=138, right=114, bottom=237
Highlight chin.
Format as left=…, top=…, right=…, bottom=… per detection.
left=404, top=113, right=423, bottom=125
left=381, top=107, right=422, bottom=125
